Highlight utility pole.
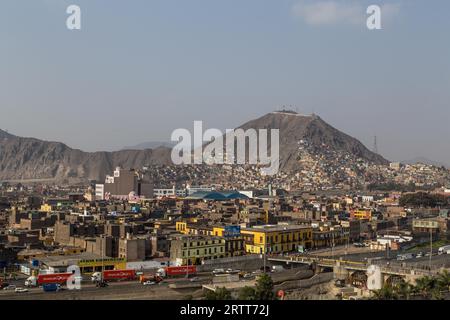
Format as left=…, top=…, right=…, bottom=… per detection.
left=429, top=227, right=433, bottom=270
left=186, top=237, right=190, bottom=278
left=101, top=236, right=104, bottom=283
left=263, top=245, right=266, bottom=274
left=331, top=230, right=335, bottom=261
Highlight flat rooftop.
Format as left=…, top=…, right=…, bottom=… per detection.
left=243, top=224, right=310, bottom=232
left=38, top=252, right=108, bottom=267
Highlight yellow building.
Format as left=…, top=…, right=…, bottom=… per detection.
left=176, top=221, right=213, bottom=236
left=176, top=221, right=188, bottom=234
left=78, top=257, right=126, bottom=274
left=351, top=209, right=372, bottom=220
left=40, top=204, right=53, bottom=213
left=36, top=253, right=126, bottom=274
left=214, top=224, right=312, bottom=254
left=170, top=235, right=226, bottom=265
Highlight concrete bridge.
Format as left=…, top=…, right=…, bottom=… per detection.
left=267, top=254, right=446, bottom=288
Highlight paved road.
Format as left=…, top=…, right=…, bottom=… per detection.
left=0, top=280, right=197, bottom=300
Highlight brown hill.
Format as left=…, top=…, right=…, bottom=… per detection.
left=0, top=112, right=388, bottom=182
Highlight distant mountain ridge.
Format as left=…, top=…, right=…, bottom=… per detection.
left=0, top=112, right=389, bottom=182
left=401, top=157, right=449, bottom=168
left=0, top=129, right=172, bottom=182
left=122, top=141, right=176, bottom=151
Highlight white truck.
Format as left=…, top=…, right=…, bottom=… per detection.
left=438, top=245, right=450, bottom=255
left=91, top=272, right=102, bottom=282
left=271, top=265, right=285, bottom=273
left=156, top=268, right=166, bottom=278
left=24, top=276, right=37, bottom=287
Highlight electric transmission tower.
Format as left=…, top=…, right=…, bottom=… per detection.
left=373, top=135, right=379, bottom=154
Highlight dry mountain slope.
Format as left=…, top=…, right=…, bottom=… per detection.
left=0, top=129, right=172, bottom=182
left=236, top=111, right=388, bottom=171
left=0, top=112, right=388, bottom=182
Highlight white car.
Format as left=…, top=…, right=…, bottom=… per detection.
left=15, top=288, right=28, bottom=293
left=3, top=285, right=16, bottom=290
left=226, top=269, right=240, bottom=274
left=212, top=269, right=225, bottom=275
left=189, top=277, right=200, bottom=282
left=143, top=281, right=156, bottom=286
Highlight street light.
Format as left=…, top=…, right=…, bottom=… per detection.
left=429, top=227, right=432, bottom=270
left=331, top=230, right=335, bottom=261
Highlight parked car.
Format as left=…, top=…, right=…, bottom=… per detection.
left=243, top=273, right=255, bottom=280
left=226, top=269, right=240, bottom=274
left=3, top=284, right=16, bottom=290
left=15, top=288, right=28, bottom=293
left=0, top=282, right=10, bottom=289
left=415, top=252, right=423, bottom=258
left=212, top=269, right=225, bottom=275
left=189, top=277, right=200, bottom=282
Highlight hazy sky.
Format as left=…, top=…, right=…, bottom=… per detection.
left=1, top=0, right=450, bottom=164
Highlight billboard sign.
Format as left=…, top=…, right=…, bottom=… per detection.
left=223, top=225, right=241, bottom=238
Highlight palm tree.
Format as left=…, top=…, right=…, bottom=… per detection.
left=372, top=285, right=399, bottom=300
left=436, top=270, right=450, bottom=292
left=413, top=275, right=436, bottom=298
left=395, top=281, right=413, bottom=300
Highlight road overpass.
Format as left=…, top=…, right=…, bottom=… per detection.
left=268, top=254, right=448, bottom=288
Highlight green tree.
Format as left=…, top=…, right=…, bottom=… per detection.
left=413, top=276, right=435, bottom=298
left=372, top=284, right=399, bottom=300
left=255, top=274, right=275, bottom=300
left=205, top=287, right=232, bottom=300
left=394, top=281, right=413, bottom=300
left=238, top=286, right=257, bottom=300
left=436, top=270, right=450, bottom=292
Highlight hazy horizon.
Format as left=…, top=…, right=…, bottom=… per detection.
left=2, top=0, right=450, bottom=164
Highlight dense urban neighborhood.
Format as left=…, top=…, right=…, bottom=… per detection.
left=1, top=161, right=449, bottom=300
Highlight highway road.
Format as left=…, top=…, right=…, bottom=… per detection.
left=0, top=280, right=201, bottom=300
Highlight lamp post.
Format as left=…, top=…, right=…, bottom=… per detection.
left=186, top=236, right=190, bottom=278
left=331, top=231, right=335, bottom=261
left=429, top=227, right=432, bottom=270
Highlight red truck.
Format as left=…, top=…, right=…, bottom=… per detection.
left=37, top=273, right=72, bottom=285
left=162, top=266, right=197, bottom=277
left=91, top=269, right=136, bottom=282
